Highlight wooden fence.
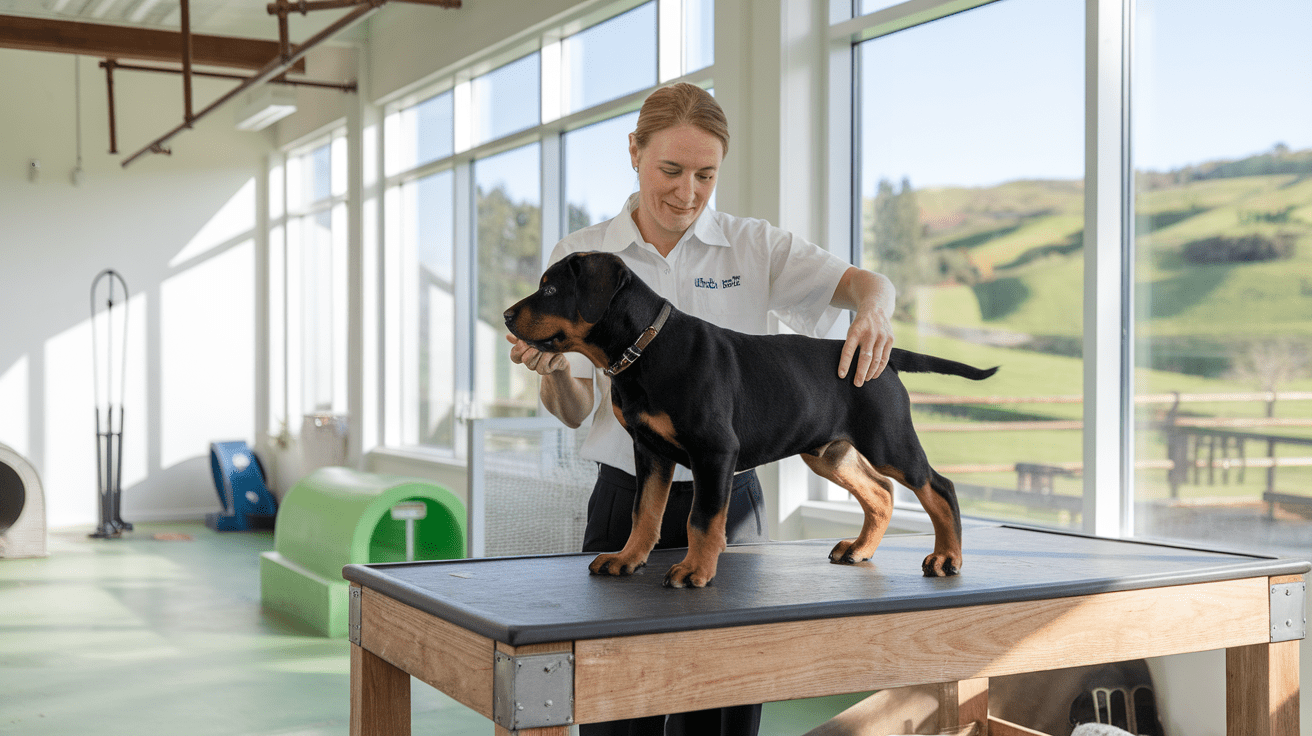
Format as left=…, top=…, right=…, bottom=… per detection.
left=910, top=390, right=1312, bottom=513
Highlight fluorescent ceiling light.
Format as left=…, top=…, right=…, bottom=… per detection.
left=234, top=86, right=297, bottom=131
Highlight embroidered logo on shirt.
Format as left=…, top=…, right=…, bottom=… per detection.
left=694, top=275, right=741, bottom=289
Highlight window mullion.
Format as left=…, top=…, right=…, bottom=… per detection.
left=453, top=160, right=475, bottom=442
left=541, top=131, right=564, bottom=272
left=1082, top=0, right=1133, bottom=538
left=542, top=39, right=563, bottom=125
left=658, top=0, right=683, bottom=82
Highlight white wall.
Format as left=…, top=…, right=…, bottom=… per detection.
left=0, top=48, right=273, bottom=527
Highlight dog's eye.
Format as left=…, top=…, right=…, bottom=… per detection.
left=542, top=285, right=557, bottom=297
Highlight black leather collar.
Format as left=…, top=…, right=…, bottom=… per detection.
left=604, top=301, right=672, bottom=377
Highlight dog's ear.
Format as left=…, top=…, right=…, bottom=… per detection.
left=570, top=253, right=631, bottom=324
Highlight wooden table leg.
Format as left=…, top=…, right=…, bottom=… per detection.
left=940, top=678, right=989, bottom=735
left=351, top=643, right=411, bottom=736
left=1227, top=640, right=1300, bottom=736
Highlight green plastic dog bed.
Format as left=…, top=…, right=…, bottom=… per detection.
left=260, top=467, right=465, bottom=636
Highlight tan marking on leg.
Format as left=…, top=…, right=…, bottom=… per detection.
left=589, top=467, right=671, bottom=576
left=877, top=465, right=963, bottom=576
left=636, top=411, right=682, bottom=449
left=611, top=403, right=629, bottom=430
left=663, top=507, right=728, bottom=588
left=802, top=442, right=894, bottom=564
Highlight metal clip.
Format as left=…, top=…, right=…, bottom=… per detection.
left=348, top=587, right=363, bottom=645
left=1270, top=582, right=1306, bottom=643
left=493, top=651, right=575, bottom=730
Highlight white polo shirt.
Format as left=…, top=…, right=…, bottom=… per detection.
left=550, top=192, right=851, bottom=479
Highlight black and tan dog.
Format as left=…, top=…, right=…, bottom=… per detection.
left=504, top=252, right=997, bottom=587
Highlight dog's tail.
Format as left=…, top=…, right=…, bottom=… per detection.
left=888, top=348, right=998, bottom=381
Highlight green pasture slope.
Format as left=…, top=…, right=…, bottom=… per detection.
left=879, top=148, right=1312, bottom=521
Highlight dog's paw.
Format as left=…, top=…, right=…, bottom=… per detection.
left=827, top=539, right=873, bottom=565
left=589, top=552, right=647, bottom=576
left=921, top=552, right=961, bottom=577
left=662, top=561, right=715, bottom=588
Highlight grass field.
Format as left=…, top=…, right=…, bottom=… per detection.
left=867, top=148, right=1312, bottom=530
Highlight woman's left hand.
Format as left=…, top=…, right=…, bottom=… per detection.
left=838, top=305, right=894, bottom=387
left=832, top=266, right=897, bottom=387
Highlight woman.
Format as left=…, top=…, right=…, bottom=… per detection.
left=507, top=83, right=896, bottom=736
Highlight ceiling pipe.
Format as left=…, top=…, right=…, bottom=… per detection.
left=268, top=0, right=459, bottom=13
left=102, top=58, right=117, bottom=154
left=102, top=61, right=357, bottom=91
left=180, top=0, right=193, bottom=124
left=121, top=0, right=381, bottom=167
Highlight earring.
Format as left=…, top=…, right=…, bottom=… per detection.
left=633, top=166, right=638, bottom=172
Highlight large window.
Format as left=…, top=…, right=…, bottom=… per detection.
left=475, top=143, right=543, bottom=417
left=561, top=3, right=657, bottom=115
left=472, top=54, right=541, bottom=148
left=383, top=0, right=713, bottom=452
left=385, top=89, right=454, bottom=177
left=854, top=0, right=1085, bottom=527
left=843, top=0, right=1312, bottom=555
left=270, top=132, right=349, bottom=437
left=563, top=111, right=640, bottom=233
left=682, top=0, right=714, bottom=73
left=1131, top=0, right=1312, bottom=557
left=402, top=169, right=457, bottom=447
left=857, top=0, right=904, bottom=15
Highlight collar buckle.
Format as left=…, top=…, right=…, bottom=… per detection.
left=604, top=302, right=671, bottom=378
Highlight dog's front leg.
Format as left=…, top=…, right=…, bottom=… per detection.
left=589, top=446, right=674, bottom=576
left=663, top=452, right=736, bottom=588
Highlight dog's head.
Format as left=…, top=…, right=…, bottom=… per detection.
left=503, top=252, right=632, bottom=355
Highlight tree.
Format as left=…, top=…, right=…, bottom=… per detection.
left=567, top=202, right=593, bottom=235
left=476, top=185, right=542, bottom=330
left=865, top=177, right=922, bottom=320
left=1230, top=339, right=1309, bottom=415
left=475, top=184, right=545, bottom=412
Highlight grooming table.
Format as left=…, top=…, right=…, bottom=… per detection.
left=342, top=525, right=1308, bottom=735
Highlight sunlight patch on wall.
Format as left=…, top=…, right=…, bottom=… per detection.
left=0, top=355, right=29, bottom=457
left=169, top=178, right=256, bottom=268
left=160, top=242, right=255, bottom=469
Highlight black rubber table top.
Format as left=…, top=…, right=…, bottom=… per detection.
left=343, top=525, right=1309, bottom=645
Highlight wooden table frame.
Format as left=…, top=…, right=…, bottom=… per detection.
left=348, top=571, right=1303, bottom=736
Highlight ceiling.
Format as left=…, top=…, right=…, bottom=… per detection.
left=0, top=0, right=458, bottom=164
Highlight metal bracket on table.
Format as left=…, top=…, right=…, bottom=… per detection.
left=493, top=650, right=575, bottom=730
left=1270, top=582, right=1306, bottom=643
left=349, top=586, right=363, bottom=645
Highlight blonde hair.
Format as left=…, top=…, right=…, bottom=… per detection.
left=632, top=83, right=729, bottom=158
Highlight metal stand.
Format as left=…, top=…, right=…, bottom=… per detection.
left=90, top=269, right=132, bottom=538
left=390, top=502, right=428, bottom=561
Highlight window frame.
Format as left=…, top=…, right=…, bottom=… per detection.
left=828, top=0, right=1133, bottom=538
left=378, top=0, right=717, bottom=456
left=269, top=128, right=352, bottom=436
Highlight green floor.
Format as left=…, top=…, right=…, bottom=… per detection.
left=0, top=522, right=866, bottom=736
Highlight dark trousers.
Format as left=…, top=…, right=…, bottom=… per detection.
left=579, top=464, right=767, bottom=736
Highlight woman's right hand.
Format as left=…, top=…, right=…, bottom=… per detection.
left=508, top=334, right=594, bottom=428
left=506, top=334, right=571, bottom=376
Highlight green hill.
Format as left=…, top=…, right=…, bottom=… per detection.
left=866, top=146, right=1312, bottom=377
